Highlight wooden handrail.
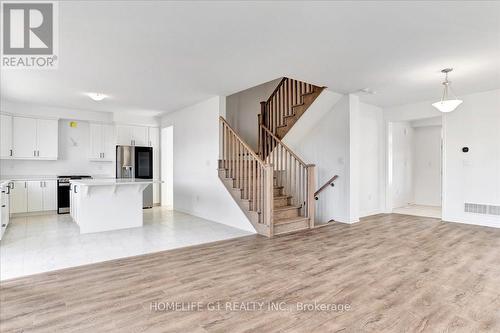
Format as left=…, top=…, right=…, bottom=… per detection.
left=259, top=124, right=307, bottom=167
left=219, top=116, right=273, bottom=226
left=260, top=77, right=318, bottom=137
left=314, top=175, right=338, bottom=199
left=266, top=77, right=287, bottom=103
left=219, top=116, right=265, bottom=167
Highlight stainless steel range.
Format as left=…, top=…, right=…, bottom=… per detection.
left=57, top=175, right=92, bottom=214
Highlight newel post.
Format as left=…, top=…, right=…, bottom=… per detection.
left=264, top=163, right=274, bottom=236
left=260, top=101, right=266, bottom=124
left=307, top=164, right=316, bottom=228
left=259, top=101, right=266, bottom=157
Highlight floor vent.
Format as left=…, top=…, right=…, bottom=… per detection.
left=464, top=203, right=500, bottom=216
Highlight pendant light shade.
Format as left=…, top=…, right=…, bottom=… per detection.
left=432, top=68, right=462, bottom=113
left=432, top=99, right=463, bottom=113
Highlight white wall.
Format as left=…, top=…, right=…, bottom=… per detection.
left=283, top=93, right=351, bottom=223
left=161, top=126, right=173, bottom=209
left=413, top=126, right=442, bottom=206
left=160, top=96, right=255, bottom=233
left=283, top=92, right=385, bottom=223
left=358, top=102, right=384, bottom=217
left=389, top=122, right=415, bottom=208
left=385, top=89, right=500, bottom=228
left=0, top=100, right=160, bottom=177
left=443, top=89, right=500, bottom=227
left=225, top=78, right=281, bottom=150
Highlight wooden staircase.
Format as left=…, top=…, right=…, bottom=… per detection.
left=219, top=77, right=323, bottom=237
left=259, top=77, right=324, bottom=141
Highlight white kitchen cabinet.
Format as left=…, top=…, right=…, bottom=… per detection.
left=43, top=180, right=57, bottom=211
left=0, top=114, right=13, bottom=158
left=11, top=116, right=58, bottom=160
left=116, top=125, right=149, bottom=146
left=102, top=124, right=116, bottom=160
left=0, top=183, right=10, bottom=240
left=36, top=119, right=58, bottom=159
left=89, top=123, right=115, bottom=161
left=149, top=127, right=160, bottom=148
left=69, top=184, right=74, bottom=220
left=70, top=183, right=81, bottom=224
left=12, top=117, right=38, bottom=158
left=10, top=181, right=27, bottom=214
left=116, top=125, right=132, bottom=146
left=89, top=123, right=103, bottom=160
left=9, top=179, right=57, bottom=214
left=132, top=126, right=148, bottom=146
left=27, top=181, right=44, bottom=212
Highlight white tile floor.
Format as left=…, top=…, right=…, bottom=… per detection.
left=393, top=204, right=442, bottom=219
left=0, top=207, right=253, bottom=280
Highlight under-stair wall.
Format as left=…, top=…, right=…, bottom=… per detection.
left=161, top=96, right=256, bottom=233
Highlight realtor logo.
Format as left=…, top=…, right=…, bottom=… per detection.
left=1, top=1, right=58, bottom=68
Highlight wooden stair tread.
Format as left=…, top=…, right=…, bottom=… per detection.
left=274, top=216, right=308, bottom=225
left=274, top=205, right=301, bottom=212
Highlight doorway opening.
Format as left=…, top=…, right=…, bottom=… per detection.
left=387, top=117, right=442, bottom=219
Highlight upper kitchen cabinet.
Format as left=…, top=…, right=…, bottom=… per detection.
left=116, top=125, right=148, bottom=146
left=36, top=119, right=59, bottom=159
left=0, top=114, right=13, bottom=158
left=148, top=127, right=160, bottom=148
left=12, top=116, right=37, bottom=159
left=132, top=126, right=148, bottom=146
left=89, top=123, right=115, bottom=161
left=116, top=125, right=132, bottom=146
left=10, top=116, right=58, bottom=160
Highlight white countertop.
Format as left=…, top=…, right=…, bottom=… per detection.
left=70, top=179, right=162, bottom=186
left=0, top=175, right=58, bottom=181
left=0, top=174, right=115, bottom=182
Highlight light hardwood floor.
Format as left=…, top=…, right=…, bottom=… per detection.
left=1, top=214, right=499, bottom=332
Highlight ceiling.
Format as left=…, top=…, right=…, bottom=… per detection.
left=1, top=1, right=499, bottom=115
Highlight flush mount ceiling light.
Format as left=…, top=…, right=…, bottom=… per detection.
left=87, top=92, right=107, bottom=101
left=432, top=68, right=462, bottom=113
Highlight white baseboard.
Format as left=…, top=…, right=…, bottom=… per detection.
left=442, top=216, right=500, bottom=229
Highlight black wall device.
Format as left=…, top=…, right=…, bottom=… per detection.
left=462, top=147, right=469, bottom=153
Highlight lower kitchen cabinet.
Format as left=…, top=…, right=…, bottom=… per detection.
left=27, top=181, right=44, bottom=212
left=153, top=184, right=160, bottom=204
left=9, top=180, right=57, bottom=214
left=1, top=183, right=11, bottom=240
left=9, top=181, right=27, bottom=214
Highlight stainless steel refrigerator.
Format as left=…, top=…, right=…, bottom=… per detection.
left=116, top=145, right=153, bottom=208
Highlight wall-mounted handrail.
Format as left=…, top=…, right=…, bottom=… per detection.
left=314, top=175, right=338, bottom=200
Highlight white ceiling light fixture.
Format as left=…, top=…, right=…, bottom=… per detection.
left=432, top=68, right=462, bottom=113
left=87, top=92, right=108, bottom=101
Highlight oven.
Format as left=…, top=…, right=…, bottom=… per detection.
left=57, top=176, right=92, bottom=214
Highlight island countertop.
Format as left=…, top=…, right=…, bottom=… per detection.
left=70, top=178, right=162, bottom=186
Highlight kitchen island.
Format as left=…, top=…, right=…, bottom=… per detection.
left=69, top=179, right=162, bottom=234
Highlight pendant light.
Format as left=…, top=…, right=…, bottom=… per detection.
left=432, top=68, right=462, bottom=113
